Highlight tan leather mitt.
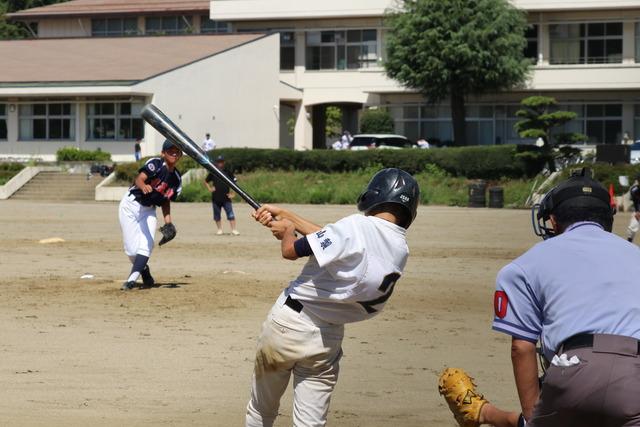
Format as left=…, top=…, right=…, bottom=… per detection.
left=438, top=367, right=488, bottom=427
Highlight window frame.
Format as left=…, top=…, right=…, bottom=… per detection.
left=0, top=104, right=6, bottom=140
left=86, top=101, right=145, bottom=141
left=636, top=22, right=640, bottom=63
left=145, top=15, right=193, bottom=35
left=549, top=22, right=623, bottom=65
left=305, top=28, right=379, bottom=71
left=91, top=17, right=138, bottom=37
left=200, top=16, right=231, bottom=34
left=18, top=103, right=76, bottom=141
left=524, top=24, right=539, bottom=62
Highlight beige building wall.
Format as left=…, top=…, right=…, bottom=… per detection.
left=135, top=33, right=280, bottom=154
left=38, top=18, right=91, bottom=37
left=0, top=35, right=280, bottom=161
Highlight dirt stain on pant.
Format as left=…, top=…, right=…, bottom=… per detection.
left=255, top=345, right=287, bottom=378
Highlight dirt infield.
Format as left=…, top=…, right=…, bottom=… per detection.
left=0, top=200, right=633, bottom=426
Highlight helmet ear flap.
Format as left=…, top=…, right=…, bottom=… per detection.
left=357, top=189, right=380, bottom=212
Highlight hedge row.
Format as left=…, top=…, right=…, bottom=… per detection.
left=56, top=147, right=112, bottom=162
left=114, top=145, right=549, bottom=183
left=556, top=162, right=640, bottom=195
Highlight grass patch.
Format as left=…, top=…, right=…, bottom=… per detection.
left=177, top=166, right=538, bottom=208
left=0, top=163, right=25, bottom=186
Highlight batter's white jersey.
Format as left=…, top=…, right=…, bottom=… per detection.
left=287, top=214, right=409, bottom=324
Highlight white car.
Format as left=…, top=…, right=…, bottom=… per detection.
left=630, top=141, right=640, bottom=164
left=348, top=134, right=413, bottom=150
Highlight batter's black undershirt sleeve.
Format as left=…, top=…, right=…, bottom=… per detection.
left=293, top=236, right=313, bottom=257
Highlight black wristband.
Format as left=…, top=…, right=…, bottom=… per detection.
left=518, top=413, right=526, bottom=427
left=293, top=236, right=312, bottom=257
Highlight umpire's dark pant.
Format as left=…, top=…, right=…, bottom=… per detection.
left=530, top=334, right=640, bottom=427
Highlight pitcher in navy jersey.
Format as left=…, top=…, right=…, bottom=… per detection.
left=118, top=140, right=183, bottom=291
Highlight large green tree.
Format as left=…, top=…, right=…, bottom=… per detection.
left=385, top=0, right=531, bottom=145
left=1, top=0, right=68, bottom=39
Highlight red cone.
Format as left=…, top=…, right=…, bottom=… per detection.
left=609, top=183, right=617, bottom=213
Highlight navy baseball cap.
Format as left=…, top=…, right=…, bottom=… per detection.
left=215, top=155, right=225, bottom=162
left=162, top=139, right=175, bottom=152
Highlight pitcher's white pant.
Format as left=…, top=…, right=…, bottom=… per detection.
left=246, top=292, right=344, bottom=427
left=119, top=193, right=157, bottom=257
left=627, top=214, right=640, bottom=242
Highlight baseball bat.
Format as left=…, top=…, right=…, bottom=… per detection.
left=141, top=103, right=261, bottom=210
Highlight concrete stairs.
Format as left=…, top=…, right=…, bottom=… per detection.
left=10, top=171, right=99, bottom=201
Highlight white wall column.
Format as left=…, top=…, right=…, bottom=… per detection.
left=623, top=21, right=636, bottom=64
left=7, top=103, right=18, bottom=145
left=76, top=102, right=84, bottom=149
left=539, top=23, right=550, bottom=66
left=294, top=102, right=312, bottom=150
left=294, top=30, right=305, bottom=84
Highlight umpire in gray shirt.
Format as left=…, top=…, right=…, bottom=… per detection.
left=493, top=168, right=640, bottom=426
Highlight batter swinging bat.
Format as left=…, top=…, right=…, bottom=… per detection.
left=141, top=103, right=260, bottom=210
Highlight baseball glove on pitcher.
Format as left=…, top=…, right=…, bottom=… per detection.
left=438, top=367, right=488, bottom=427
left=158, top=223, right=176, bottom=246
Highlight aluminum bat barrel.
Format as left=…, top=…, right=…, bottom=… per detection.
left=141, top=103, right=261, bottom=210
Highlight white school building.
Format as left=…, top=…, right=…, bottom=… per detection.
left=2, top=0, right=640, bottom=160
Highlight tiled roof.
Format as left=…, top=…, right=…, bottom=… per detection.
left=0, top=34, right=264, bottom=85
left=8, top=0, right=210, bottom=19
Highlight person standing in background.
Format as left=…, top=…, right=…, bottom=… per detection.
left=202, top=133, right=216, bottom=152
left=134, top=138, right=142, bottom=161
left=203, top=155, right=239, bottom=236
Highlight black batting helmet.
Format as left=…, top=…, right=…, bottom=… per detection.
left=532, top=167, right=613, bottom=239
left=357, top=168, right=420, bottom=228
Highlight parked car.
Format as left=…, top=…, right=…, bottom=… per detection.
left=630, top=141, right=640, bottom=164
left=349, top=134, right=413, bottom=150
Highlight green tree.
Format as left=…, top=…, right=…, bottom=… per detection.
left=325, top=106, right=342, bottom=138
left=385, top=0, right=531, bottom=145
left=514, top=96, right=587, bottom=171
left=0, top=0, right=69, bottom=39
left=360, top=108, right=394, bottom=134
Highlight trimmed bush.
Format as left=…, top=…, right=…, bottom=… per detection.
left=57, top=147, right=111, bottom=162
left=0, top=163, right=25, bottom=185
left=114, top=145, right=548, bottom=188
left=359, top=109, right=394, bottom=134
left=207, top=145, right=546, bottom=178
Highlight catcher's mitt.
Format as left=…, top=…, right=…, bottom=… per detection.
left=438, top=367, right=488, bottom=427
left=158, top=223, right=176, bottom=246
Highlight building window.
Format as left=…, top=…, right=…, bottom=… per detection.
left=554, top=104, right=622, bottom=144
left=200, top=17, right=230, bottom=33
left=584, top=104, right=622, bottom=144
left=305, top=29, right=378, bottom=70
left=636, top=23, right=640, bottom=63
left=549, top=22, right=623, bottom=64
left=92, top=18, right=138, bottom=36
left=524, top=24, right=538, bottom=62
left=280, top=31, right=295, bottom=70
left=19, top=103, right=75, bottom=140
left=145, top=16, right=193, bottom=35
left=0, top=104, right=6, bottom=140
left=87, top=102, right=144, bottom=140
left=388, top=104, right=498, bottom=146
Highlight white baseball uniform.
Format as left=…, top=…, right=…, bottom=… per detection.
left=119, top=158, right=182, bottom=258
left=202, top=136, right=216, bottom=152
left=246, top=213, right=409, bottom=427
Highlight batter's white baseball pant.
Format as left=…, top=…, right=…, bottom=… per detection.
left=246, top=292, right=344, bottom=427
left=119, top=193, right=157, bottom=258
left=627, top=214, right=640, bottom=241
